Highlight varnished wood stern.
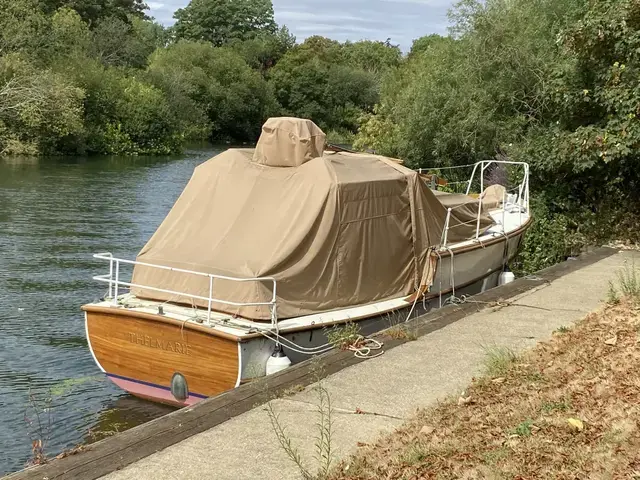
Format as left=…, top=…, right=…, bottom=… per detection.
left=83, top=306, right=240, bottom=407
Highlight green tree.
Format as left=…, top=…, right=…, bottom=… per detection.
left=173, top=0, right=277, bottom=46
left=41, top=0, right=148, bottom=23
left=0, top=54, right=85, bottom=155
left=342, top=39, right=401, bottom=74
left=0, top=0, right=51, bottom=56
left=269, top=36, right=378, bottom=133
left=228, top=26, right=295, bottom=72
left=408, top=34, right=454, bottom=58
left=91, top=16, right=167, bottom=68
left=147, top=40, right=277, bottom=141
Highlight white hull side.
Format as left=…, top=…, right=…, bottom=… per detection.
left=239, top=229, right=525, bottom=382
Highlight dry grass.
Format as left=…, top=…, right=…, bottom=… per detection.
left=387, top=324, right=418, bottom=342
left=332, top=298, right=640, bottom=479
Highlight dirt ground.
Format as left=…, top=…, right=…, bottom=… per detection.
left=332, top=297, right=640, bottom=479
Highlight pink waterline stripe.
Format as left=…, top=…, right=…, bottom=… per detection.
left=108, top=375, right=203, bottom=406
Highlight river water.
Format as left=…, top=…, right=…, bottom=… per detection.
left=0, top=147, right=222, bottom=475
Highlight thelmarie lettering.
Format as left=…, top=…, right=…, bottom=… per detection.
left=128, top=333, right=192, bottom=355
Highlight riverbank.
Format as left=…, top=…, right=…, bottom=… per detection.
left=334, top=287, right=640, bottom=478
left=4, top=246, right=631, bottom=480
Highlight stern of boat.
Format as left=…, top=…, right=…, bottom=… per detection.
left=83, top=304, right=240, bottom=407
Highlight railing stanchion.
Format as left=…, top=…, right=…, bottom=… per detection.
left=442, top=208, right=452, bottom=248
left=271, top=280, right=278, bottom=328
left=207, top=276, right=213, bottom=324
left=475, top=195, right=483, bottom=239
left=108, top=255, right=113, bottom=300
left=113, top=260, right=120, bottom=306
left=502, top=190, right=507, bottom=233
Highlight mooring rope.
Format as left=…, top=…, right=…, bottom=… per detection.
left=347, top=335, right=384, bottom=359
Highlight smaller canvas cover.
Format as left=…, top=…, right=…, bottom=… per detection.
left=432, top=190, right=486, bottom=228
left=131, top=118, right=495, bottom=320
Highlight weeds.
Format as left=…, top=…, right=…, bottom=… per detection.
left=607, top=281, right=621, bottom=305
left=266, top=382, right=334, bottom=480
left=400, top=443, right=428, bottom=465
left=541, top=398, right=571, bottom=414
left=616, top=261, right=640, bottom=300
left=482, top=447, right=509, bottom=465
left=325, top=322, right=361, bottom=350
left=510, top=418, right=534, bottom=437
left=281, top=384, right=306, bottom=397
left=554, top=325, right=570, bottom=334
left=387, top=324, right=418, bottom=341
left=483, top=346, right=519, bottom=377
left=24, top=389, right=53, bottom=466
left=266, top=400, right=312, bottom=478
left=384, top=311, right=418, bottom=341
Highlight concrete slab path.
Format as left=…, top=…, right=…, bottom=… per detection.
left=103, top=250, right=639, bottom=480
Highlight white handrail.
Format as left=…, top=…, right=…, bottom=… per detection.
left=425, top=160, right=530, bottom=248
left=91, top=253, right=278, bottom=326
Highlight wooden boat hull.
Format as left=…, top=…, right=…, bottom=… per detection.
left=84, top=308, right=240, bottom=407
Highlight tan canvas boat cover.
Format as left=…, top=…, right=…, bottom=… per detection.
left=131, top=118, right=495, bottom=320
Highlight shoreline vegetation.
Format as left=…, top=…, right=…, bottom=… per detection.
left=3, top=0, right=640, bottom=270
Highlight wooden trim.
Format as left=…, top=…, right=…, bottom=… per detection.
left=82, top=305, right=242, bottom=342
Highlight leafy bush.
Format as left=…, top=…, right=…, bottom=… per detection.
left=148, top=40, right=277, bottom=142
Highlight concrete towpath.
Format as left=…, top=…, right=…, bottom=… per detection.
left=96, top=248, right=638, bottom=480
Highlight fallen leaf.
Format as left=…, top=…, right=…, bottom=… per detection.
left=492, top=377, right=506, bottom=384
left=567, top=418, right=584, bottom=431
left=604, top=335, right=618, bottom=346
left=420, top=425, right=435, bottom=436
left=458, top=395, right=472, bottom=405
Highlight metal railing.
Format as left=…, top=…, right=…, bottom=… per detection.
left=422, top=160, right=530, bottom=248
left=92, top=253, right=278, bottom=326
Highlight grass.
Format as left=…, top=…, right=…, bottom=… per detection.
left=482, top=345, right=519, bottom=377
left=616, top=260, right=640, bottom=299
left=386, top=324, right=418, bottom=341
left=541, top=398, right=571, bottom=414
left=510, top=418, right=534, bottom=437
left=330, top=296, right=640, bottom=479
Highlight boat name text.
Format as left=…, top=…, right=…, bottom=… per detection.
left=127, top=333, right=192, bottom=355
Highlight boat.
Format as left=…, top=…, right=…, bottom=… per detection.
left=82, top=117, right=532, bottom=407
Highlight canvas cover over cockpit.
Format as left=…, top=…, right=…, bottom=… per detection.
left=130, top=118, right=495, bottom=320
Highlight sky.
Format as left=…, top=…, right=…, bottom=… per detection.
left=146, top=0, right=456, bottom=52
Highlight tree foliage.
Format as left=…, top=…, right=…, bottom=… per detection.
left=41, top=0, right=149, bottom=23
left=0, top=0, right=393, bottom=154
left=355, top=0, right=640, bottom=269
left=268, top=36, right=397, bottom=134
left=172, top=0, right=277, bottom=46
left=148, top=40, right=277, bottom=141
